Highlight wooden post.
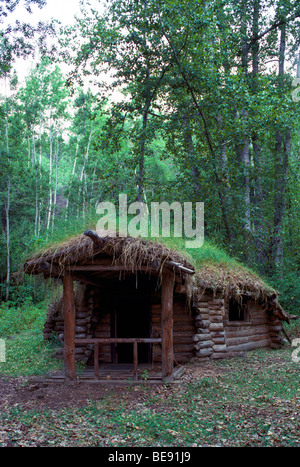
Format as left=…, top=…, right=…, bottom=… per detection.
left=63, top=273, right=76, bottom=381
left=133, top=341, right=138, bottom=381
left=94, top=342, right=99, bottom=379
left=161, top=270, right=174, bottom=382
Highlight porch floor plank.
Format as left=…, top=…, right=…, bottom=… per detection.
left=35, top=363, right=184, bottom=384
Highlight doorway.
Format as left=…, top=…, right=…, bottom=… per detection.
left=113, top=294, right=152, bottom=364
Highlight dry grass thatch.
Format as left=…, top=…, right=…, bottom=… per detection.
left=24, top=230, right=194, bottom=275
left=194, top=262, right=276, bottom=302
left=24, top=230, right=275, bottom=302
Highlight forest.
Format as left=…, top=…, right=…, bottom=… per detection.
left=0, top=0, right=299, bottom=310
left=0, top=0, right=300, bottom=450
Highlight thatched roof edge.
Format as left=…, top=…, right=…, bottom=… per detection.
left=24, top=231, right=276, bottom=301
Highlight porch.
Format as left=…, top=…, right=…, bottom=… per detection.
left=39, top=363, right=185, bottom=384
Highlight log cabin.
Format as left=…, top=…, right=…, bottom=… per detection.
left=24, top=229, right=295, bottom=382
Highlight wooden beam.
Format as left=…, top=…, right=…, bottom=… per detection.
left=161, top=270, right=175, bottom=382
left=74, top=338, right=162, bottom=344
left=63, top=273, right=76, bottom=381
left=165, top=260, right=195, bottom=275
left=67, top=264, right=158, bottom=272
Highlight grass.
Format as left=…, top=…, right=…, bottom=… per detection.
left=0, top=346, right=299, bottom=447
left=0, top=300, right=63, bottom=377
left=0, top=301, right=300, bottom=447
left=0, top=331, right=63, bottom=377
left=2, top=236, right=299, bottom=447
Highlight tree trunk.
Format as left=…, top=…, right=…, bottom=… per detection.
left=4, top=77, right=10, bottom=301
left=182, top=115, right=202, bottom=195
left=137, top=64, right=151, bottom=203
left=65, top=141, right=78, bottom=221
left=239, top=7, right=251, bottom=233
left=46, top=123, right=53, bottom=231
left=51, top=138, right=59, bottom=232
left=5, top=180, right=10, bottom=302
left=273, top=24, right=289, bottom=274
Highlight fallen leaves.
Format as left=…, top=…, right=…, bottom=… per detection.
left=0, top=347, right=300, bottom=447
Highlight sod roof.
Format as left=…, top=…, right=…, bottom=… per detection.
left=24, top=229, right=276, bottom=301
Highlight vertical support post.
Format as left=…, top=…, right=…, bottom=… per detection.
left=63, top=273, right=76, bottom=381
left=94, top=343, right=99, bottom=379
left=161, top=270, right=174, bottom=382
left=133, top=341, right=138, bottom=381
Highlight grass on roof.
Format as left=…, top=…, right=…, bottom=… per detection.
left=22, top=212, right=274, bottom=299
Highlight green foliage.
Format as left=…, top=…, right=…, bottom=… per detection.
left=0, top=300, right=47, bottom=336
left=0, top=330, right=63, bottom=377
left=0, top=0, right=299, bottom=311
left=0, top=299, right=63, bottom=377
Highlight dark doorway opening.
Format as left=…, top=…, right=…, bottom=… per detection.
left=113, top=295, right=151, bottom=364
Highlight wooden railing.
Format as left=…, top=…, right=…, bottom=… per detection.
left=74, top=338, right=162, bottom=380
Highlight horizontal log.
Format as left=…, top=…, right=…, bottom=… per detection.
left=209, top=309, right=223, bottom=315
left=195, top=313, right=210, bottom=321
left=211, top=352, right=231, bottom=360
left=196, top=302, right=210, bottom=308
left=251, top=318, right=268, bottom=324
left=174, top=339, right=195, bottom=347
left=94, top=333, right=111, bottom=339
left=208, top=305, right=223, bottom=311
left=174, top=344, right=195, bottom=352
left=76, top=318, right=90, bottom=325
left=196, top=308, right=210, bottom=314
left=225, top=326, right=269, bottom=338
left=75, top=333, right=87, bottom=339
left=208, top=299, right=224, bottom=305
left=173, top=331, right=195, bottom=337
left=225, top=333, right=270, bottom=346
left=210, top=316, right=223, bottom=323
left=213, top=344, right=227, bottom=352
left=193, top=333, right=213, bottom=342
left=226, top=338, right=271, bottom=352
left=195, top=348, right=213, bottom=357
left=94, top=325, right=111, bottom=333
left=196, top=319, right=210, bottom=328
left=152, top=315, right=193, bottom=324
left=212, top=337, right=226, bottom=345
left=211, top=331, right=225, bottom=338
left=194, top=340, right=214, bottom=350
left=195, top=328, right=210, bottom=335
left=209, top=323, right=224, bottom=331
left=75, top=312, right=90, bottom=319
left=198, top=315, right=210, bottom=322
left=75, top=338, right=162, bottom=344
left=268, top=325, right=282, bottom=332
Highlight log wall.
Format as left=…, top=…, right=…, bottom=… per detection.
left=44, top=285, right=95, bottom=363
left=151, top=295, right=196, bottom=364
left=192, top=294, right=284, bottom=360
left=44, top=284, right=284, bottom=365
